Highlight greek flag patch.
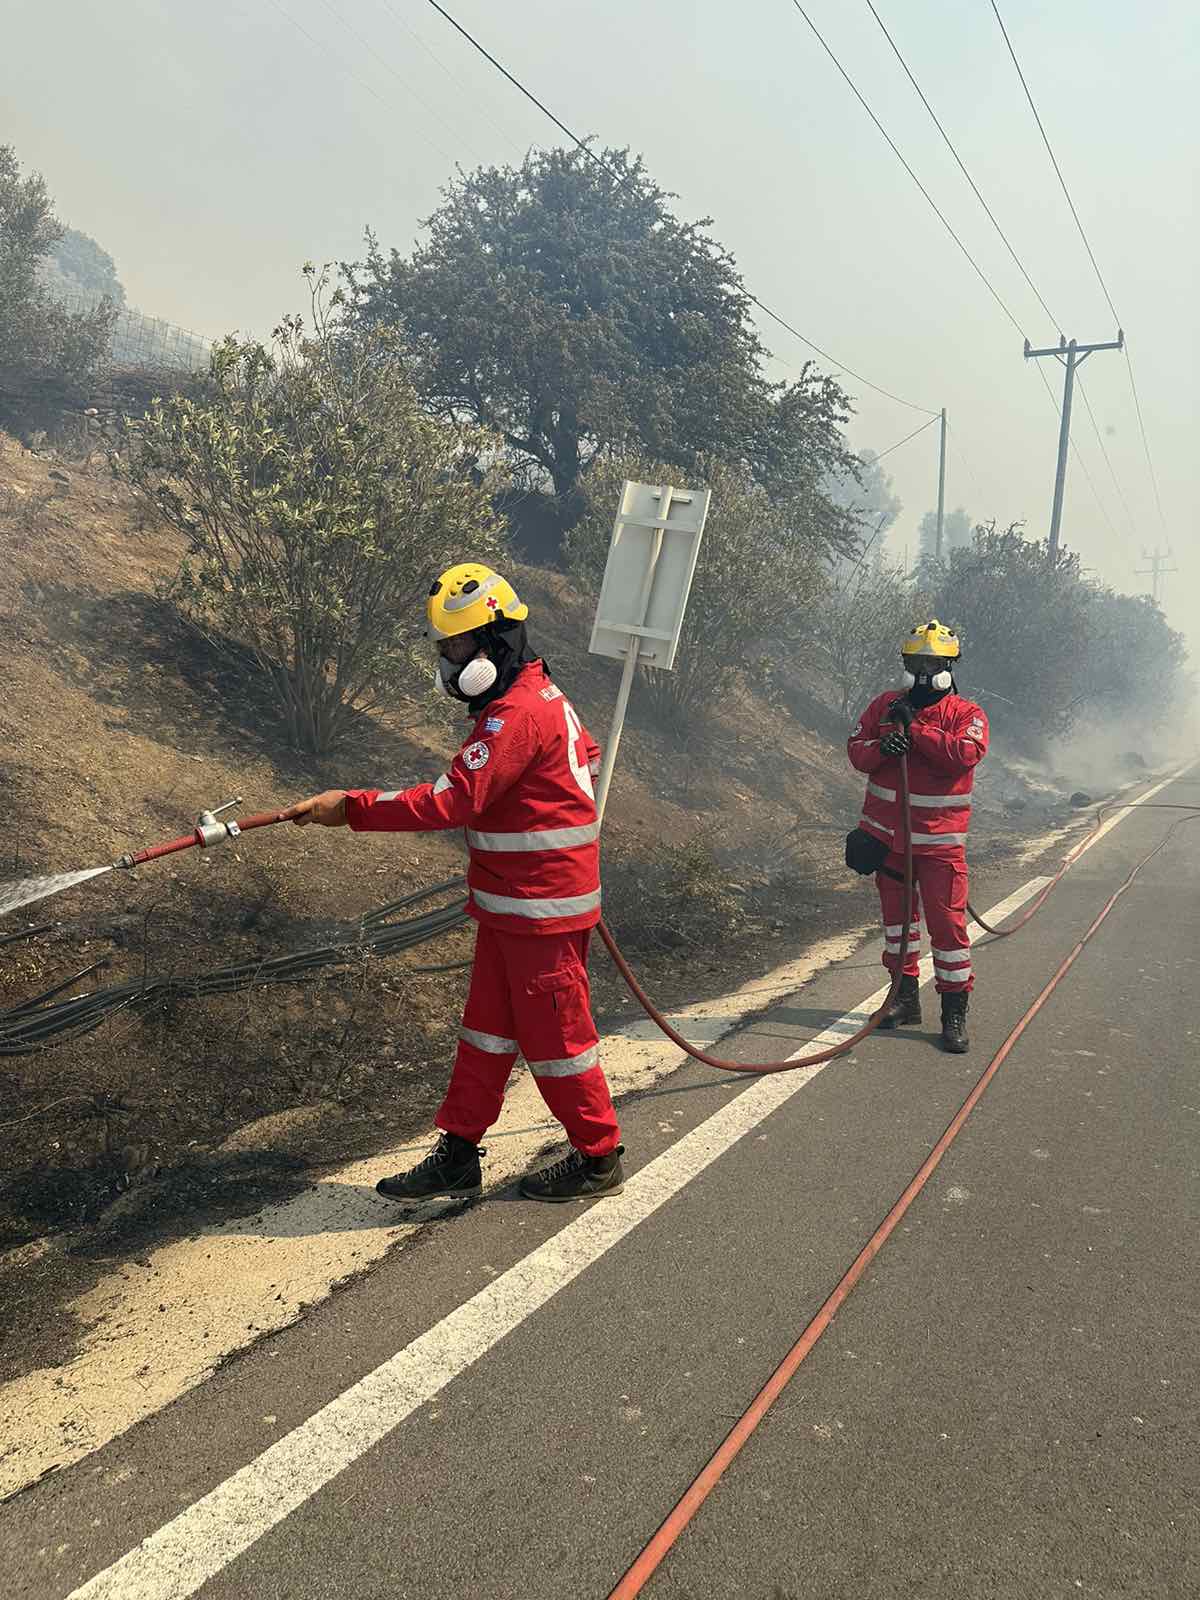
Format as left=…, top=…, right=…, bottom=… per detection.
left=483, top=716, right=505, bottom=733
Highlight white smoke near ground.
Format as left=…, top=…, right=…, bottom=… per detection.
left=979, top=689, right=1200, bottom=816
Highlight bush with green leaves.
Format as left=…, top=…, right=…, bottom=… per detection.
left=119, top=269, right=507, bottom=752
left=923, top=522, right=1188, bottom=741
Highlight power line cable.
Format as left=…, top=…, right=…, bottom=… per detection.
left=787, top=0, right=1027, bottom=339
left=424, top=0, right=938, bottom=414
left=987, top=0, right=1170, bottom=553
left=987, top=0, right=1118, bottom=323
left=787, top=1, right=1121, bottom=539
left=375, top=0, right=529, bottom=158
left=314, top=0, right=489, bottom=166
left=864, top=0, right=1058, bottom=330
left=265, top=0, right=457, bottom=166
left=871, top=414, right=939, bottom=461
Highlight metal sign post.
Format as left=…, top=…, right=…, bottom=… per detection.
left=588, top=480, right=711, bottom=821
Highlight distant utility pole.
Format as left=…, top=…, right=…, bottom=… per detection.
left=1024, top=331, right=1124, bottom=561
left=935, top=407, right=947, bottom=559
left=1136, top=546, right=1178, bottom=604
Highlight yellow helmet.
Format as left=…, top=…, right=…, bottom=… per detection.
left=426, top=562, right=529, bottom=640
left=902, top=619, right=960, bottom=660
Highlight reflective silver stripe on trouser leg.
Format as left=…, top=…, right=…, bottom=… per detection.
left=459, top=1026, right=519, bottom=1054
left=471, top=888, right=602, bottom=920
left=932, top=947, right=972, bottom=984
left=528, top=1045, right=601, bottom=1077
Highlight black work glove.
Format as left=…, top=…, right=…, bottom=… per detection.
left=888, top=698, right=915, bottom=729
left=880, top=729, right=911, bottom=757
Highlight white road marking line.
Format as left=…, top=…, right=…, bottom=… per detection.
left=66, top=773, right=1190, bottom=1600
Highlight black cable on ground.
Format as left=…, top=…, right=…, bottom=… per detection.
left=0, top=889, right=471, bottom=1056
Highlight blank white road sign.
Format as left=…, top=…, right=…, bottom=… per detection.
left=588, top=480, right=711, bottom=672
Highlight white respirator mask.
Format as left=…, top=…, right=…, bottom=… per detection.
left=902, top=667, right=953, bottom=691
left=437, top=653, right=498, bottom=702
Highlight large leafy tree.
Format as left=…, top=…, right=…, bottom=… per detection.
left=351, top=145, right=860, bottom=545
left=120, top=269, right=507, bottom=753
left=0, top=145, right=114, bottom=413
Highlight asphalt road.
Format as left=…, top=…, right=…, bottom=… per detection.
left=3, top=768, right=1197, bottom=1600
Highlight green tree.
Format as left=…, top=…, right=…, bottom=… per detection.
left=0, top=146, right=114, bottom=414
left=40, top=226, right=126, bottom=308
left=925, top=524, right=1102, bottom=740
left=119, top=269, right=507, bottom=753
left=351, top=146, right=860, bottom=548
left=566, top=453, right=828, bottom=730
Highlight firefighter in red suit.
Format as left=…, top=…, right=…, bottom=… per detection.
left=848, top=620, right=988, bottom=1053
left=281, top=563, right=624, bottom=1203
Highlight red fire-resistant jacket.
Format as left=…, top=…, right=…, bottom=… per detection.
left=344, top=661, right=602, bottom=936
left=848, top=689, right=988, bottom=855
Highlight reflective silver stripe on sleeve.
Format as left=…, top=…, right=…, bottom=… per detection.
left=934, top=963, right=972, bottom=984
left=859, top=815, right=894, bottom=837
left=528, top=1045, right=600, bottom=1077
left=377, top=791, right=401, bottom=802
left=466, top=822, right=600, bottom=853
left=433, top=773, right=452, bottom=795
left=471, top=888, right=602, bottom=920
left=911, top=831, right=968, bottom=846
left=459, top=1026, right=518, bottom=1055
left=932, top=946, right=972, bottom=965
left=867, top=781, right=897, bottom=803
left=909, top=792, right=972, bottom=809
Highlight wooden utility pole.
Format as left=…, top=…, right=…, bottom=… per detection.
left=1136, top=546, right=1178, bottom=604
left=1024, top=331, right=1124, bottom=560
left=935, top=407, right=947, bottom=558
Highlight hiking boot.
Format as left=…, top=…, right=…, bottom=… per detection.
left=877, top=973, right=922, bottom=1030
left=940, top=991, right=970, bottom=1054
left=518, top=1146, right=626, bottom=1203
left=376, top=1132, right=484, bottom=1201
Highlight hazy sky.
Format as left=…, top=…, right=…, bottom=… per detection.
left=4, top=1, right=1197, bottom=645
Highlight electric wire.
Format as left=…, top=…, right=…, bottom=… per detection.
left=787, top=0, right=1123, bottom=536
left=265, top=0, right=457, bottom=167
left=864, top=0, right=1058, bottom=329
left=871, top=414, right=939, bottom=462
left=987, top=0, right=1170, bottom=553
left=376, top=0, right=529, bottom=157
left=423, top=0, right=938, bottom=415
left=786, top=0, right=1027, bottom=340
left=863, top=0, right=1138, bottom=542
left=313, top=0, right=489, bottom=166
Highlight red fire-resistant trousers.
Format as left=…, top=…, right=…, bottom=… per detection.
left=435, top=925, right=621, bottom=1157
left=876, top=847, right=974, bottom=993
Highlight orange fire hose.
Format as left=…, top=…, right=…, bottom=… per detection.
left=607, top=801, right=1200, bottom=1599
left=598, top=771, right=1200, bottom=1075
left=597, top=756, right=914, bottom=1074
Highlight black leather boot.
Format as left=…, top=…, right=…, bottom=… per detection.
left=376, top=1132, right=484, bottom=1200
left=940, top=991, right=970, bottom=1054
left=877, top=973, right=922, bottom=1030
left=519, top=1146, right=626, bottom=1202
